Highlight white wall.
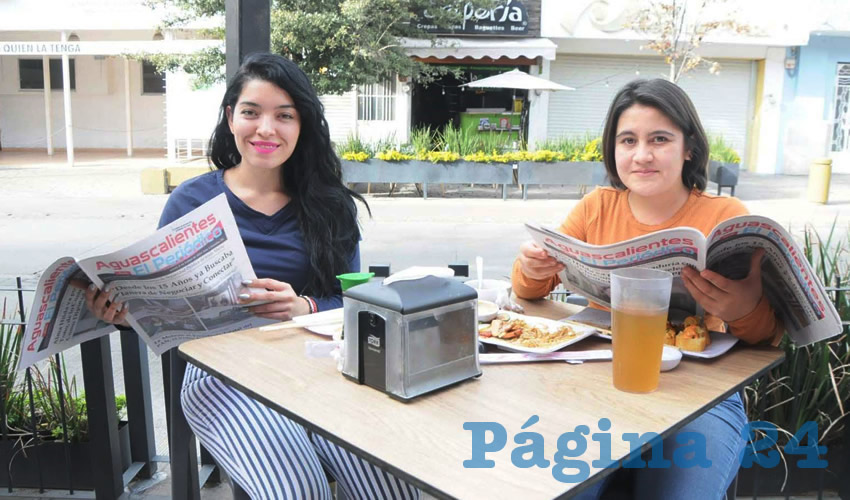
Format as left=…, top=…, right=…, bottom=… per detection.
left=321, top=84, right=411, bottom=147
left=164, top=70, right=223, bottom=159
left=321, top=91, right=357, bottom=145
left=547, top=54, right=753, bottom=155
left=0, top=55, right=165, bottom=149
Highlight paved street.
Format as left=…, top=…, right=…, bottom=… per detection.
left=0, top=150, right=848, bottom=498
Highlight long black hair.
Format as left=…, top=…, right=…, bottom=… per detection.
left=208, top=53, right=369, bottom=297
left=601, top=78, right=709, bottom=191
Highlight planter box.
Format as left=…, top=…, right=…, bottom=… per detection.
left=341, top=160, right=514, bottom=199
left=708, top=160, right=740, bottom=196
left=516, top=161, right=607, bottom=200
left=0, top=421, right=131, bottom=490
left=736, top=442, right=847, bottom=496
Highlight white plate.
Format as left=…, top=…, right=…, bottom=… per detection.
left=293, top=308, right=343, bottom=337
left=478, top=311, right=596, bottom=354
left=563, top=308, right=738, bottom=359
left=572, top=326, right=737, bottom=359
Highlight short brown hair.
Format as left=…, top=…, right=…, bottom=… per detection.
left=601, top=79, right=708, bottom=191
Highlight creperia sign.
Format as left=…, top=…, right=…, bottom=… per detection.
left=419, top=0, right=529, bottom=36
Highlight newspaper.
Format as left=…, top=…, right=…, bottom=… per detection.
left=19, top=194, right=274, bottom=369
left=526, top=215, right=843, bottom=346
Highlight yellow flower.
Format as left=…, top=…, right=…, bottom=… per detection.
left=376, top=149, right=414, bottom=162
left=423, top=151, right=459, bottom=163
left=341, top=151, right=369, bottom=162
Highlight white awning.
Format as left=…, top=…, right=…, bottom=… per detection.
left=402, top=37, right=557, bottom=61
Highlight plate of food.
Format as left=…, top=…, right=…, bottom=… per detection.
left=562, top=308, right=738, bottom=359
left=478, top=311, right=596, bottom=353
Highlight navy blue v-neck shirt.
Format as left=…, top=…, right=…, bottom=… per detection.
left=158, top=170, right=359, bottom=311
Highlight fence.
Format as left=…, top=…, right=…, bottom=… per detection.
left=0, top=278, right=158, bottom=498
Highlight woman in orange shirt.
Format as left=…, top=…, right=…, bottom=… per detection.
left=512, top=79, right=781, bottom=499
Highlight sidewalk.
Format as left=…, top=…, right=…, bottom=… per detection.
left=0, top=150, right=847, bottom=499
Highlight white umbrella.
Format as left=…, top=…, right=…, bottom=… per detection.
left=460, top=69, right=573, bottom=147
left=461, top=69, right=574, bottom=91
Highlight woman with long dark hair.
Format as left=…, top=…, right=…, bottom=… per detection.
left=87, top=53, right=418, bottom=499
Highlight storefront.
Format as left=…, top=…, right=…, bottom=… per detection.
left=323, top=0, right=556, bottom=147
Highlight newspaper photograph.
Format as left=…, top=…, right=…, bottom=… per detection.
left=20, top=194, right=273, bottom=369
left=526, top=215, right=842, bottom=346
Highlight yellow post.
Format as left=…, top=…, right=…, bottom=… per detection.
left=807, top=158, right=833, bottom=204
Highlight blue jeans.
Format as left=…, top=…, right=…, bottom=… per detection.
left=576, top=392, right=747, bottom=500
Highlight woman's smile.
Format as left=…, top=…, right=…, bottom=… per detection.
left=251, top=140, right=280, bottom=154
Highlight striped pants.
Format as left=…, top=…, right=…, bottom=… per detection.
left=181, top=364, right=420, bottom=500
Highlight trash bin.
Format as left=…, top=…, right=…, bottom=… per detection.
left=807, top=158, right=833, bottom=204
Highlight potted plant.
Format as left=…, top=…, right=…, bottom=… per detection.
left=517, top=135, right=607, bottom=200
left=708, top=135, right=741, bottom=196
left=0, top=313, right=131, bottom=490
left=737, top=223, right=849, bottom=496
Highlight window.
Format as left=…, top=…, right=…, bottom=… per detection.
left=357, top=79, right=396, bottom=121
left=18, top=58, right=75, bottom=90
left=142, top=60, right=166, bottom=94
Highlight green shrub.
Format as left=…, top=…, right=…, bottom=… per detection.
left=745, top=220, right=849, bottom=447
left=708, top=135, right=742, bottom=164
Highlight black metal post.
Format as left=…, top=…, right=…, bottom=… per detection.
left=18, top=278, right=43, bottom=493
left=169, top=351, right=200, bottom=500
left=24, top=368, right=43, bottom=493
left=161, top=351, right=172, bottom=441
left=54, top=353, right=73, bottom=494
left=225, top=0, right=271, bottom=80
left=120, top=331, right=157, bottom=478
left=81, top=336, right=123, bottom=500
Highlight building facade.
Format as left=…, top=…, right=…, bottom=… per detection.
left=0, top=0, right=220, bottom=164
left=1, top=0, right=846, bottom=176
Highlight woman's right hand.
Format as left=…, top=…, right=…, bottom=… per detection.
left=517, top=241, right=564, bottom=280
left=77, top=282, right=130, bottom=327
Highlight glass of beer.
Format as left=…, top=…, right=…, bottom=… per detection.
left=610, top=267, right=673, bottom=393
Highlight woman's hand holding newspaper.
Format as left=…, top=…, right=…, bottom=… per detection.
left=238, top=278, right=311, bottom=321
left=71, top=280, right=130, bottom=327
left=681, top=249, right=765, bottom=323
left=518, top=241, right=565, bottom=280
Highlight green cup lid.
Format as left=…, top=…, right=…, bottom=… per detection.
left=336, top=272, right=375, bottom=291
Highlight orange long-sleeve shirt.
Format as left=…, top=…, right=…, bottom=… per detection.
left=512, top=187, right=783, bottom=345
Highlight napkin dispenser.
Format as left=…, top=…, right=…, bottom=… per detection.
left=341, top=276, right=481, bottom=401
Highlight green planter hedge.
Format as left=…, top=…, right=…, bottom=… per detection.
left=341, top=160, right=514, bottom=199
left=516, top=161, right=607, bottom=200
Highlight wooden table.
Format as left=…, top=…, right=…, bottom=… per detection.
left=178, top=299, right=784, bottom=499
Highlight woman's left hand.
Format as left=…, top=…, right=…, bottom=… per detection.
left=239, top=278, right=311, bottom=321
left=681, top=249, right=765, bottom=323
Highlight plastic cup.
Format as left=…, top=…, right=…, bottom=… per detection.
left=610, top=267, right=673, bottom=393
left=336, top=272, right=375, bottom=291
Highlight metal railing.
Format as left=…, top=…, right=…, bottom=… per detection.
left=0, top=278, right=157, bottom=499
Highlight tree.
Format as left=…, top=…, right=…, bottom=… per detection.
left=143, top=0, right=499, bottom=94
left=629, top=0, right=755, bottom=83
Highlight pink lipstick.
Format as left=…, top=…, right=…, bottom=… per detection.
left=251, top=141, right=279, bottom=154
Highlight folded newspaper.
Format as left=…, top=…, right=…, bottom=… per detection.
left=19, top=194, right=275, bottom=370
left=526, top=215, right=842, bottom=346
